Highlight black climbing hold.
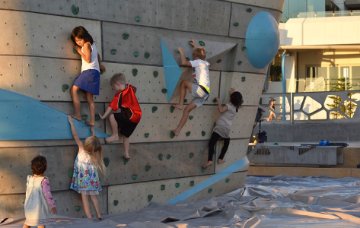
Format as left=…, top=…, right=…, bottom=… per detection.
left=201, top=131, right=206, bottom=136
left=216, top=59, right=222, bottom=63
left=241, top=46, right=247, bottom=51
left=113, top=200, right=119, bottom=206
left=158, top=153, right=163, bottom=161
left=131, top=174, right=138, bottom=181
left=110, top=49, right=117, bottom=55
left=170, top=106, right=175, bottom=113
left=189, top=180, right=195, bottom=186
left=153, top=71, right=159, bottom=78
left=145, top=164, right=151, bottom=172
left=147, top=194, right=153, bottom=202
left=198, top=40, right=205, bottom=46
left=74, top=205, right=81, bottom=212
left=133, top=51, right=139, bottom=58
left=122, top=33, right=130, bottom=40
left=225, top=178, right=230, bottom=183
left=233, top=22, right=239, bottom=27
left=212, top=98, right=217, bottom=103
left=135, top=16, right=141, bottom=23
left=62, top=84, right=69, bottom=92
left=246, top=8, right=252, bottom=13
left=132, top=68, right=138, bottom=76
left=160, top=184, right=165, bottom=191
left=152, top=106, right=158, bottom=113
left=170, top=131, right=175, bottom=139
left=237, top=61, right=242, bottom=65
left=81, top=114, right=88, bottom=121
left=103, top=157, right=110, bottom=167
left=189, top=115, right=193, bottom=120
left=208, top=188, right=213, bottom=193
left=71, top=4, right=79, bottom=15
left=184, top=99, right=188, bottom=103
left=175, top=183, right=180, bottom=188
left=144, top=133, right=149, bottom=138
left=166, top=154, right=171, bottom=160
left=161, top=88, right=167, bottom=94
left=241, top=76, right=246, bottom=82
left=144, top=52, right=150, bottom=59
left=185, top=131, right=191, bottom=137
left=189, top=152, right=194, bottom=159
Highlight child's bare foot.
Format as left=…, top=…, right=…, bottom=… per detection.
left=123, top=153, right=130, bottom=160
left=105, top=135, right=119, bottom=143
left=217, top=159, right=225, bottom=164
left=173, top=104, right=184, bottom=110
left=202, top=161, right=213, bottom=169
left=85, top=120, right=95, bottom=127
left=172, top=129, right=180, bottom=137
left=71, top=114, right=82, bottom=121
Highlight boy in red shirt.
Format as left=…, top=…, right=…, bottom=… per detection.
left=99, top=73, right=141, bottom=159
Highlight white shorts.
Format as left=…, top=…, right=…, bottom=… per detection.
left=191, top=84, right=209, bottom=107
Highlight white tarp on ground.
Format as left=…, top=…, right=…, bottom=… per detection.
left=2, top=176, right=360, bottom=227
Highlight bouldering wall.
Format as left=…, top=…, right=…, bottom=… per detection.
left=0, top=0, right=284, bottom=219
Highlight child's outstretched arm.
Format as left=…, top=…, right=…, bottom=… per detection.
left=215, top=97, right=228, bottom=113
left=99, top=107, right=112, bottom=120
left=178, top=47, right=192, bottom=67
left=68, top=116, right=83, bottom=148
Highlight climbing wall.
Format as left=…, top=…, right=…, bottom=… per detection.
left=0, top=0, right=284, bottom=219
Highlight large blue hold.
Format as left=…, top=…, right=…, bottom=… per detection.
left=0, top=89, right=108, bottom=140
left=160, top=40, right=183, bottom=102
left=245, top=11, right=280, bottom=69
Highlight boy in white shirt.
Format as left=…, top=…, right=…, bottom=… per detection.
left=172, top=40, right=210, bottom=137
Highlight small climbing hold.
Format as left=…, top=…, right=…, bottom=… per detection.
left=131, top=174, right=138, bottom=181
left=237, top=61, right=242, bottom=65
left=68, top=169, right=73, bottom=178
left=201, top=131, right=206, bottom=136
left=132, top=68, right=138, bottom=76
left=189, top=152, right=194, bottom=158
left=212, top=98, right=217, bottom=103
left=147, top=194, right=153, bottom=202
left=62, top=84, right=69, bottom=92
left=166, top=154, right=171, bottom=160
left=103, top=157, right=110, bottom=167
left=134, top=15, right=141, bottom=23
left=71, top=4, right=79, bottom=15
left=189, top=115, right=193, bottom=120
left=208, top=188, right=213, bottom=193
left=216, top=59, right=222, bottom=63
left=95, top=114, right=101, bottom=121
left=122, top=33, right=130, bottom=40
left=175, top=183, right=180, bottom=188
left=152, top=106, right=158, bottom=113
left=169, top=131, right=175, bottom=139
left=74, top=205, right=81, bottom=212
left=198, top=40, right=205, bottom=46
left=133, top=51, right=139, bottom=58
left=113, top=200, right=119, bottom=206
left=122, top=157, right=129, bottom=165
left=110, top=49, right=117, bottom=55
left=81, top=114, right=88, bottom=121
left=153, top=71, right=159, bottom=78
left=170, top=106, right=175, bottom=113
left=144, top=133, right=150, bottom=138
left=158, top=153, right=163, bottom=161
left=233, top=22, right=239, bottom=27
left=161, top=88, right=167, bottom=94
left=145, top=164, right=151, bottom=172
left=241, top=46, right=247, bottom=51
left=225, top=178, right=230, bottom=183
left=246, top=7, right=252, bottom=13
left=241, top=76, right=246, bottom=82
left=160, top=184, right=166, bottom=191
left=185, top=131, right=191, bottom=137
left=189, top=180, right=195, bottom=186
left=184, top=99, right=188, bottom=103
left=144, top=52, right=150, bottom=59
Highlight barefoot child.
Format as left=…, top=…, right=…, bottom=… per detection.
left=23, top=155, right=56, bottom=228
left=68, top=116, right=105, bottom=220
left=70, top=26, right=105, bottom=127
left=203, top=89, right=243, bottom=168
left=99, top=73, right=142, bottom=160
left=172, top=40, right=210, bottom=136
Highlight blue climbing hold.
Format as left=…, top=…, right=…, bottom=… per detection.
left=245, top=11, right=279, bottom=69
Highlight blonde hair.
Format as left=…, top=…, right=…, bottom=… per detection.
left=110, top=73, right=126, bottom=86
left=83, top=136, right=106, bottom=175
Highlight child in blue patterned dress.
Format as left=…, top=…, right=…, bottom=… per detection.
left=68, top=116, right=105, bottom=220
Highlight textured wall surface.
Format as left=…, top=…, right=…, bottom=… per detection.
left=0, top=0, right=283, bottom=219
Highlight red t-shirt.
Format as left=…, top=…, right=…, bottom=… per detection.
left=109, top=84, right=142, bottom=123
